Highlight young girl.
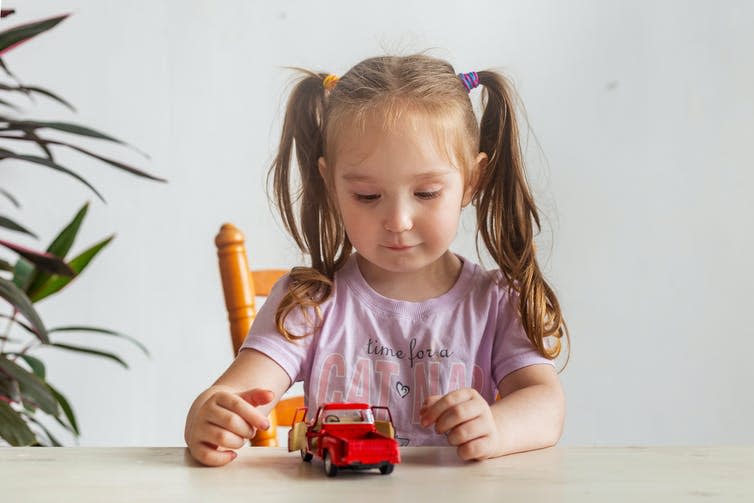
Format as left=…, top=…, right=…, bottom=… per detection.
left=185, top=53, right=569, bottom=467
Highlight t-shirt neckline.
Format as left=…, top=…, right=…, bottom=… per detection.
left=340, top=252, right=476, bottom=317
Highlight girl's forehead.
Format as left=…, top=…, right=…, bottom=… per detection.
left=330, top=110, right=464, bottom=170
left=335, top=127, right=448, bottom=171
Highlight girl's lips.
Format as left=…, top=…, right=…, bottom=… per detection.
left=385, top=244, right=414, bottom=250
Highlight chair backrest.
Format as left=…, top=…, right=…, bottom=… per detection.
left=215, top=223, right=304, bottom=446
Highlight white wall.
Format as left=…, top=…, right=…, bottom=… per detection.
left=3, top=0, right=752, bottom=446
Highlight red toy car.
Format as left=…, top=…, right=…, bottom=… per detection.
left=288, top=402, right=401, bottom=477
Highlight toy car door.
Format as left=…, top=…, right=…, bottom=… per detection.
left=372, top=406, right=396, bottom=439
left=287, top=407, right=308, bottom=452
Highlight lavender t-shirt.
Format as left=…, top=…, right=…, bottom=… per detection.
left=241, top=253, right=552, bottom=446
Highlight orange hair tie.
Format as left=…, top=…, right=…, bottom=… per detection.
left=323, top=74, right=339, bottom=91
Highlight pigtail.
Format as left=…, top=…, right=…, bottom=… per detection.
left=267, top=69, right=349, bottom=340
left=475, top=71, right=569, bottom=362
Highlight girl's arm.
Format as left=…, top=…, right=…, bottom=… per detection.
left=491, top=363, right=565, bottom=455
left=420, top=363, right=564, bottom=460
left=184, top=349, right=291, bottom=466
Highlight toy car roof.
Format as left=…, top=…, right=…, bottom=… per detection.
left=321, top=402, right=371, bottom=410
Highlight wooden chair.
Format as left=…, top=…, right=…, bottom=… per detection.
left=215, top=223, right=305, bottom=447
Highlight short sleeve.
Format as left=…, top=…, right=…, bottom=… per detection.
left=491, top=285, right=554, bottom=387
left=240, top=275, right=315, bottom=384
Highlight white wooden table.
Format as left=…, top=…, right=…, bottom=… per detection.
left=1, top=446, right=752, bottom=502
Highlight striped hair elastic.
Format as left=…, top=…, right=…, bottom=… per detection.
left=458, top=72, right=480, bottom=92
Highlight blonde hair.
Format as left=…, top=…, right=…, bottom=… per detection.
left=267, top=54, right=569, bottom=362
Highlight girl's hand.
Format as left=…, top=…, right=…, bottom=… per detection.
left=186, top=388, right=274, bottom=467
left=419, top=388, right=502, bottom=461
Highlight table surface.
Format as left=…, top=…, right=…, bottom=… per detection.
left=1, top=446, right=752, bottom=502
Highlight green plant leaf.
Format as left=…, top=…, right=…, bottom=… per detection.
left=12, top=256, right=34, bottom=291
left=64, top=144, right=164, bottom=181
left=0, top=257, right=13, bottom=272
left=0, top=56, right=17, bottom=77
left=0, top=133, right=162, bottom=181
left=0, top=215, right=36, bottom=237
left=47, top=342, right=128, bottom=369
left=0, top=148, right=105, bottom=201
left=0, top=14, right=70, bottom=56
left=0, top=372, right=21, bottom=402
left=47, top=382, right=78, bottom=436
left=0, top=400, right=35, bottom=446
left=50, top=325, right=149, bottom=356
left=9, top=128, right=57, bottom=161
left=0, top=312, right=34, bottom=336
left=24, top=203, right=88, bottom=295
left=0, top=96, right=21, bottom=110
left=15, top=119, right=129, bottom=146
left=0, top=239, right=73, bottom=276
left=0, top=83, right=75, bottom=111
left=0, top=277, right=48, bottom=343
left=0, top=188, right=20, bottom=207
left=29, top=234, right=113, bottom=302
left=14, top=353, right=45, bottom=379
left=48, top=203, right=88, bottom=259
left=22, top=413, right=62, bottom=446
left=0, top=356, right=58, bottom=414
left=0, top=313, right=35, bottom=338
left=52, top=415, right=78, bottom=441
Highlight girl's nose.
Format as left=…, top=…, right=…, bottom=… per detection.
left=383, top=199, right=413, bottom=233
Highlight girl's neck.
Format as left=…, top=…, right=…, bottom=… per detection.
left=355, top=251, right=464, bottom=302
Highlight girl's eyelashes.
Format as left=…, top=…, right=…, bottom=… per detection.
left=415, top=190, right=441, bottom=200
left=352, top=191, right=441, bottom=202
left=354, top=193, right=380, bottom=202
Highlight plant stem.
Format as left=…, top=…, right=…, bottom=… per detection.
left=17, top=339, right=39, bottom=356
left=0, top=307, right=18, bottom=354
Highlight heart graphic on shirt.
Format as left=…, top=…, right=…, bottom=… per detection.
left=395, top=381, right=410, bottom=398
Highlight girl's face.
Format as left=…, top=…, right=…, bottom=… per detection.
left=320, top=113, right=483, bottom=277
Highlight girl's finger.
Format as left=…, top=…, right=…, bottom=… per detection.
left=203, top=422, right=246, bottom=450
left=456, top=436, right=492, bottom=462
left=433, top=398, right=483, bottom=434
left=421, top=388, right=479, bottom=428
left=205, top=405, right=255, bottom=439
left=191, top=441, right=238, bottom=467
left=420, top=395, right=443, bottom=413
left=445, top=417, right=487, bottom=446
left=214, top=393, right=271, bottom=432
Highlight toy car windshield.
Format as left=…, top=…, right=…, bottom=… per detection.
left=321, top=408, right=375, bottom=424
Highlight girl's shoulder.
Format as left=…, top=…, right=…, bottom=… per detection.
left=462, top=258, right=519, bottom=306
left=263, top=268, right=338, bottom=330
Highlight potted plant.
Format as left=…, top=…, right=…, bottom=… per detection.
left=0, top=10, right=164, bottom=445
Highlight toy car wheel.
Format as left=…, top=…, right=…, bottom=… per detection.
left=300, top=449, right=313, bottom=462
left=323, top=450, right=338, bottom=477
left=379, top=463, right=394, bottom=475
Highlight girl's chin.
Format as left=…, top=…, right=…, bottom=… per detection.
left=361, top=251, right=434, bottom=273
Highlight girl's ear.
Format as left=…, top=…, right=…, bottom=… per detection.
left=462, top=152, right=488, bottom=206
left=318, top=156, right=327, bottom=178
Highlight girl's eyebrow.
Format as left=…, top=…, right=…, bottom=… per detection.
left=341, top=170, right=453, bottom=182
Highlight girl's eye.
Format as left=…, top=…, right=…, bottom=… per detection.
left=415, top=191, right=441, bottom=200
left=354, top=193, right=380, bottom=202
